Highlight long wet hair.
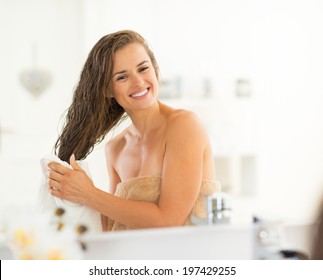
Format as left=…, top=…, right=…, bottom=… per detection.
left=54, top=30, right=159, bottom=162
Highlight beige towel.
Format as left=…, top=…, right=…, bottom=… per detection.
left=109, top=175, right=221, bottom=231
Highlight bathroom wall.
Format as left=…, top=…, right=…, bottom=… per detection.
left=0, top=0, right=84, bottom=207
left=1, top=0, right=323, bottom=223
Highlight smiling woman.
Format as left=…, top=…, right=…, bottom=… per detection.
left=48, top=30, right=221, bottom=232
left=111, top=43, right=159, bottom=113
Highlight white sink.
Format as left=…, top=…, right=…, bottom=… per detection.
left=82, top=224, right=254, bottom=260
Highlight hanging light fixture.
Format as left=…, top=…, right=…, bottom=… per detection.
left=19, top=44, right=52, bottom=98
left=20, top=67, right=52, bottom=97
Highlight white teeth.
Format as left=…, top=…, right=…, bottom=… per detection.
left=131, top=89, right=148, bottom=98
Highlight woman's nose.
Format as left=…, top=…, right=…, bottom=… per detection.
left=131, top=73, right=144, bottom=87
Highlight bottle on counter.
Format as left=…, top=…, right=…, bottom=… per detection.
left=207, top=192, right=232, bottom=225
left=190, top=192, right=232, bottom=226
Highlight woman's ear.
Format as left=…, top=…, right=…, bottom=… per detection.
left=105, top=90, right=115, bottom=99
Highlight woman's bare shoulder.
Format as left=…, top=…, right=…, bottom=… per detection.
left=105, top=128, right=128, bottom=155
left=159, top=107, right=208, bottom=151
left=160, top=102, right=200, bottom=123
left=166, top=107, right=206, bottom=135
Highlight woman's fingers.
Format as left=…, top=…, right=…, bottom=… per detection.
left=49, top=185, right=62, bottom=198
left=48, top=169, right=63, bottom=182
left=48, top=177, right=61, bottom=191
left=47, top=160, right=89, bottom=203
left=47, top=165, right=66, bottom=194
left=47, top=162, right=69, bottom=175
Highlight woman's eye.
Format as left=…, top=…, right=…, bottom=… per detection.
left=116, top=75, right=127, bottom=81
left=139, top=66, right=149, bottom=72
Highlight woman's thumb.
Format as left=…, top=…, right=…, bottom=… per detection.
left=70, top=154, right=81, bottom=170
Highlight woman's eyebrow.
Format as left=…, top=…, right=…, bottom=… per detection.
left=113, top=60, right=149, bottom=78
left=113, top=70, right=126, bottom=78
left=137, top=60, right=149, bottom=67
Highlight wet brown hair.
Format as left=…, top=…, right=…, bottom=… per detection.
left=54, top=30, right=159, bottom=162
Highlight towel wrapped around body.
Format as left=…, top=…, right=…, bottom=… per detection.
left=109, top=175, right=221, bottom=231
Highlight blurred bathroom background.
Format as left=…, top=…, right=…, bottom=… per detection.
left=1, top=0, right=323, bottom=225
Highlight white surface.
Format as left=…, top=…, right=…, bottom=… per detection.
left=1, top=222, right=315, bottom=260
left=82, top=221, right=316, bottom=260
left=82, top=225, right=254, bottom=260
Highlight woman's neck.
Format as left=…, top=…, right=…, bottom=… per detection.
left=127, top=100, right=166, bottom=138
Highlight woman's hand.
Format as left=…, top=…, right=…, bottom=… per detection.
left=48, top=154, right=95, bottom=205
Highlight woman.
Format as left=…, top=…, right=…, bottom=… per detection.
left=48, top=30, right=220, bottom=231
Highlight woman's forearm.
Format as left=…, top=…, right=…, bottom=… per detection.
left=86, top=187, right=179, bottom=229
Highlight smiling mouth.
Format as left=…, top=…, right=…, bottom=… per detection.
left=130, top=88, right=149, bottom=98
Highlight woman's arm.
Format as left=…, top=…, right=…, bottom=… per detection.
left=102, top=140, right=121, bottom=231
left=48, top=111, right=210, bottom=229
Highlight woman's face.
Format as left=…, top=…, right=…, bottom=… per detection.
left=111, top=42, right=159, bottom=113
